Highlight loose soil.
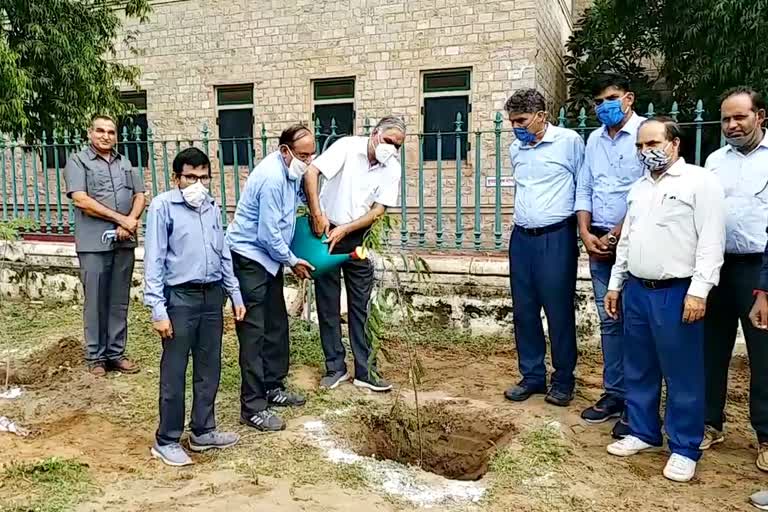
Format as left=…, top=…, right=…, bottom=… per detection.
left=0, top=319, right=763, bottom=512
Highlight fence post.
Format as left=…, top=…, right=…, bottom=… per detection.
left=53, top=129, right=63, bottom=233
left=436, top=130, right=443, bottom=248
left=41, top=132, right=51, bottom=230
left=645, top=103, right=655, bottom=119
left=494, top=112, right=503, bottom=249
left=558, top=107, right=567, bottom=128
left=261, top=122, right=268, bottom=159
left=418, top=133, right=425, bottom=247
left=577, top=107, right=587, bottom=142
left=473, top=129, right=482, bottom=250
left=217, top=134, right=227, bottom=225
left=9, top=139, right=17, bottom=219
left=0, top=136, right=6, bottom=222
left=232, top=133, right=240, bottom=206
left=363, top=117, right=372, bottom=136
left=400, top=141, right=408, bottom=249
left=670, top=101, right=679, bottom=122
left=20, top=140, right=29, bottom=217
left=148, top=126, right=158, bottom=197
left=694, top=99, right=704, bottom=166
left=63, top=130, right=74, bottom=233
left=454, top=113, right=464, bottom=249
left=314, top=118, right=322, bottom=155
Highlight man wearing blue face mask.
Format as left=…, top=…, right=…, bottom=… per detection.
left=503, top=89, right=585, bottom=407
left=575, top=73, right=646, bottom=439
left=227, top=124, right=317, bottom=432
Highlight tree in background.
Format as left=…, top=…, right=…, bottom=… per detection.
left=565, top=0, right=768, bottom=117
left=0, top=0, right=151, bottom=142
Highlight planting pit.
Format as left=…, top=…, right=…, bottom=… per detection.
left=342, top=402, right=517, bottom=481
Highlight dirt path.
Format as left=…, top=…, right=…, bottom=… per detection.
left=0, top=331, right=763, bottom=512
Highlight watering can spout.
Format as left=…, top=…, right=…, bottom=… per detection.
left=290, top=216, right=369, bottom=276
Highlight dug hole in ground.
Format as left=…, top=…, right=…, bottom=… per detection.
left=0, top=299, right=761, bottom=512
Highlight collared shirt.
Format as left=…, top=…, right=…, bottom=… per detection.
left=509, top=124, right=585, bottom=229
left=143, top=188, right=244, bottom=322
left=63, top=146, right=145, bottom=252
left=575, top=113, right=646, bottom=229
left=226, top=151, right=301, bottom=275
left=608, top=158, right=726, bottom=298
left=312, top=136, right=400, bottom=226
left=705, top=130, right=768, bottom=254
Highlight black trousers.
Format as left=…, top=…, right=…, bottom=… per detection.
left=156, top=283, right=224, bottom=446
left=314, top=227, right=376, bottom=381
left=232, top=252, right=289, bottom=417
left=705, top=255, right=768, bottom=442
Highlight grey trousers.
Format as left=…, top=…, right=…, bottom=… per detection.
left=77, top=249, right=135, bottom=364
left=157, top=283, right=224, bottom=446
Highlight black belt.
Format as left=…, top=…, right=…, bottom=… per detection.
left=724, top=253, right=763, bottom=263
left=630, top=274, right=690, bottom=290
left=590, top=226, right=610, bottom=238
left=171, top=280, right=222, bottom=291
left=516, top=217, right=574, bottom=236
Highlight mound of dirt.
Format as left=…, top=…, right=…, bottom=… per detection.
left=0, top=336, right=82, bottom=385
left=344, top=401, right=517, bottom=481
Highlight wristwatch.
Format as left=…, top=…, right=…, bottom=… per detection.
left=607, top=233, right=618, bottom=246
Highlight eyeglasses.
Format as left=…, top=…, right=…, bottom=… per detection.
left=180, top=175, right=212, bottom=185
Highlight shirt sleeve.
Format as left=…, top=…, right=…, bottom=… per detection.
left=570, top=132, right=586, bottom=177
left=311, top=137, right=350, bottom=180
left=257, top=178, right=299, bottom=267
left=688, top=174, right=726, bottom=298
left=63, top=155, right=87, bottom=198
left=129, top=163, right=146, bottom=194
left=374, top=164, right=400, bottom=207
left=608, top=191, right=633, bottom=291
left=143, top=199, right=170, bottom=322
left=221, top=237, right=244, bottom=308
left=575, top=139, right=594, bottom=213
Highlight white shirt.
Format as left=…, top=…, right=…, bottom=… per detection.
left=608, top=158, right=726, bottom=298
left=312, top=136, right=401, bottom=226
left=705, top=130, right=768, bottom=254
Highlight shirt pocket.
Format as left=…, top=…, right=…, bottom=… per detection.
left=85, top=166, right=114, bottom=196
left=656, top=190, right=694, bottom=226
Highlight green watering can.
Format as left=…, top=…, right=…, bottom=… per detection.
left=290, top=216, right=368, bottom=277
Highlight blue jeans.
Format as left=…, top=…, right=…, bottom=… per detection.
left=623, top=276, right=705, bottom=461
left=509, top=220, right=578, bottom=393
left=589, top=257, right=625, bottom=399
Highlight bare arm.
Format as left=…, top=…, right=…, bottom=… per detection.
left=128, top=193, right=146, bottom=221
left=70, top=191, right=131, bottom=227
left=304, top=165, right=322, bottom=218
left=346, top=203, right=386, bottom=232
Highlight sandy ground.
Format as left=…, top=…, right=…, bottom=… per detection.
left=0, top=322, right=763, bottom=512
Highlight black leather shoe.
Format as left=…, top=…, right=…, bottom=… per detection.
left=612, top=411, right=630, bottom=439
left=504, top=382, right=546, bottom=402
left=545, top=388, right=574, bottom=407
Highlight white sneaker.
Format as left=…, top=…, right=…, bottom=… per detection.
left=663, top=453, right=697, bottom=482
left=607, top=435, right=658, bottom=457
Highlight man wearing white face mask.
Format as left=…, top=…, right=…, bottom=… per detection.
left=303, top=115, right=406, bottom=392
left=604, top=118, right=725, bottom=483
left=227, top=124, right=316, bottom=432
left=144, top=147, right=246, bottom=466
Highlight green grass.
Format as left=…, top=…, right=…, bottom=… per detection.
left=0, top=458, right=93, bottom=512
left=488, top=423, right=570, bottom=491
left=383, top=323, right=508, bottom=355
left=0, top=302, right=80, bottom=358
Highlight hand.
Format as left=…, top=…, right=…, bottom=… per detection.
left=311, top=213, right=330, bottom=237
left=232, top=304, right=246, bottom=322
left=152, top=319, right=173, bottom=339
left=580, top=231, right=611, bottom=258
left=750, top=292, right=768, bottom=330
left=119, top=215, right=139, bottom=233
left=605, top=290, right=621, bottom=320
left=682, top=295, right=707, bottom=323
left=115, top=226, right=134, bottom=241
left=598, top=233, right=617, bottom=250
left=292, top=258, right=315, bottom=280
left=324, top=224, right=350, bottom=253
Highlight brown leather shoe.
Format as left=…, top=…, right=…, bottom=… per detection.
left=107, top=358, right=140, bottom=374
left=89, top=363, right=107, bottom=377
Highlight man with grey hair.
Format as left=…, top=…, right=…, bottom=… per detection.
left=303, top=115, right=405, bottom=392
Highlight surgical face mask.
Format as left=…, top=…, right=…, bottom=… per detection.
left=286, top=148, right=310, bottom=180
left=725, top=122, right=761, bottom=149
left=513, top=113, right=545, bottom=144
left=639, top=142, right=672, bottom=172
left=181, top=180, right=208, bottom=208
left=596, top=95, right=628, bottom=127
left=374, top=133, right=398, bottom=164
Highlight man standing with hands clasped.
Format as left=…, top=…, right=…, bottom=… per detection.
left=144, top=148, right=245, bottom=467
left=64, top=114, right=146, bottom=376
left=604, top=118, right=725, bottom=483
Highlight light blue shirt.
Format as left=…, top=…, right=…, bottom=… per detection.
left=575, top=113, right=646, bottom=230
left=226, top=151, right=301, bottom=275
left=510, top=124, right=585, bottom=229
left=143, top=188, right=244, bottom=322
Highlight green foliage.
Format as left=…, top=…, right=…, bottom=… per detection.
left=0, top=218, right=37, bottom=240
left=0, top=0, right=151, bottom=142
left=566, top=0, right=768, bottom=116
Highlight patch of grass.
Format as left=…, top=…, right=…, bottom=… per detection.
left=384, top=323, right=509, bottom=355
left=488, top=423, right=570, bottom=491
left=0, top=302, right=80, bottom=357
left=289, top=319, right=325, bottom=367
left=0, top=458, right=94, bottom=512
